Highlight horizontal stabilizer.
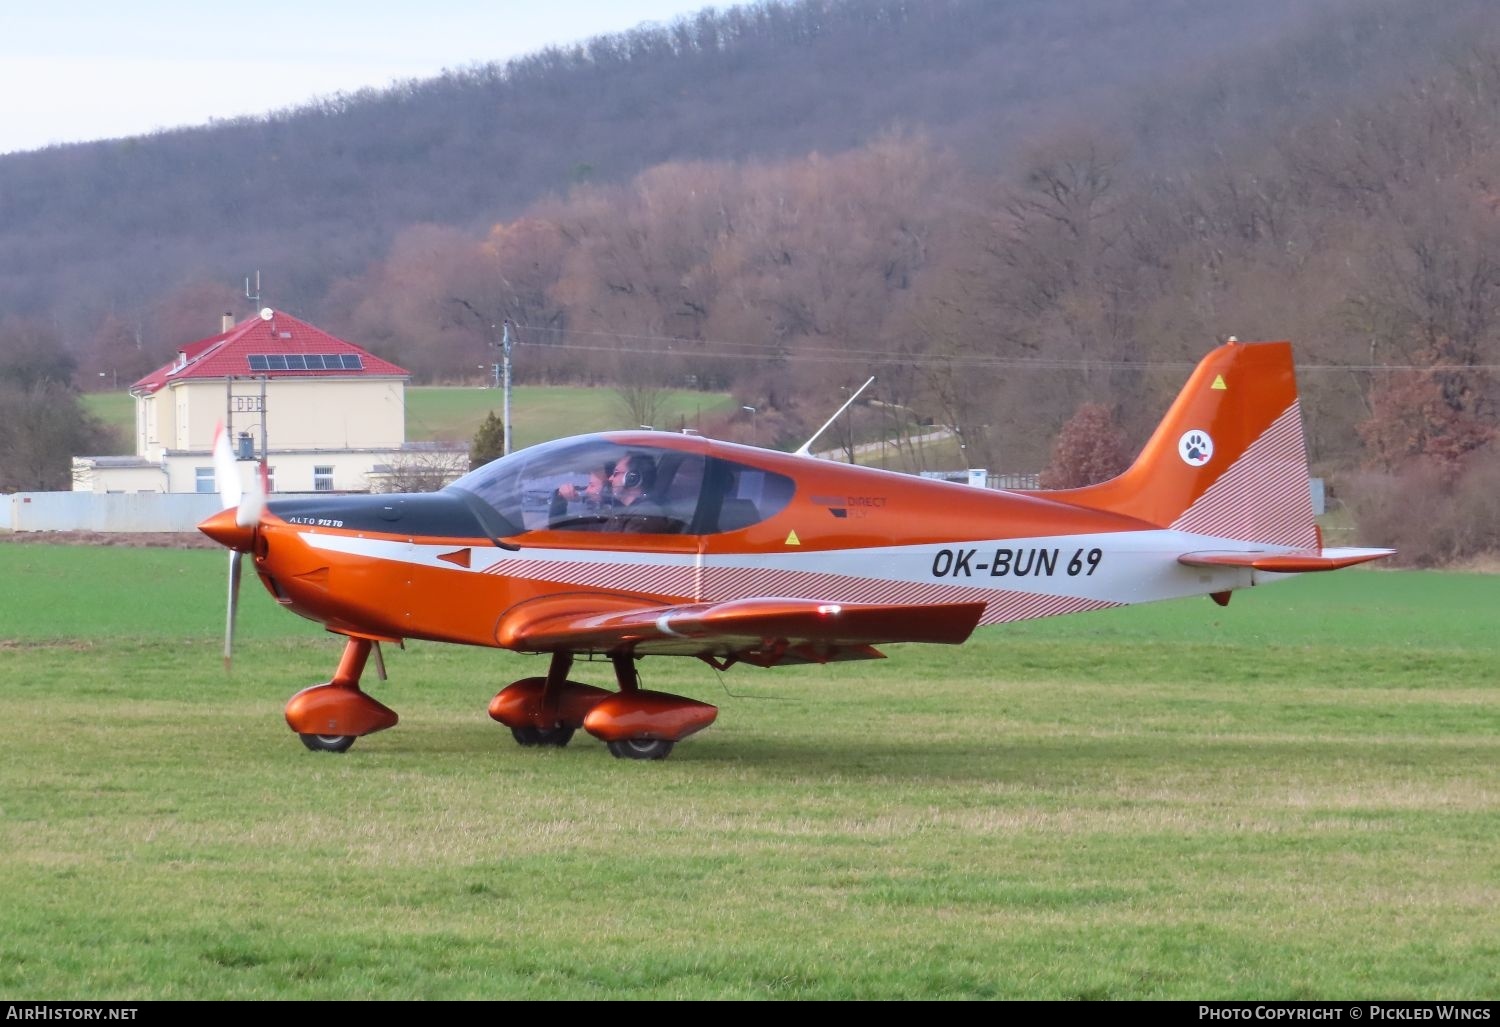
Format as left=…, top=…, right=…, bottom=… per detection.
left=1178, top=548, right=1395, bottom=573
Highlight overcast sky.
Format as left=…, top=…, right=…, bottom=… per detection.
left=0, top=1, right=717, bottom=155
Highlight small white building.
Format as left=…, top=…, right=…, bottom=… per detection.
left=73, top=309, right=468, bottom=495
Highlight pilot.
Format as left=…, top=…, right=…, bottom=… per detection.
left=601, top=454, right=673, bottom=533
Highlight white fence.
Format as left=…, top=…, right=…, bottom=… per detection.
left=4, top=491, right=225, bottom=533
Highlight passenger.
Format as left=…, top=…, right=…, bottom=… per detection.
left=549, top=463, right=614, bottom=527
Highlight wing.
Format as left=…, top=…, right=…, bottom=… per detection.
left=1178, top=547, right=1394, bottom=572
left=495, top=593, right=987, bottom=667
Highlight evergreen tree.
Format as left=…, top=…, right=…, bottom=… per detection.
left=469, top=410, right=506, bottom=469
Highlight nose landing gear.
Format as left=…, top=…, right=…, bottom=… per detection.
left=284, top=636, right=398, bottom=753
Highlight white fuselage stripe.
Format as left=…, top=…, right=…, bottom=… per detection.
left=302, top=528, right=1283, bottom=621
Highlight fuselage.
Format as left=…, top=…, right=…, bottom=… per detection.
left=238, top=431, right=1264, bottom=651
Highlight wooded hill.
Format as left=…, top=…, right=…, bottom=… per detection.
left=0, top=0, right=1470, bottom=335
left=4, top=0, right=1500, bottom=563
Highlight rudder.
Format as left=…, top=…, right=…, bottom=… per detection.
left=1047, top=340, right=1319, bottom=549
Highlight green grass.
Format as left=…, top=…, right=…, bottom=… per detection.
left=1, top=545, right=1496, bottom=999
left=402, top=385, right=735, bottom=447
left=80, top=393, right=134, bottom=453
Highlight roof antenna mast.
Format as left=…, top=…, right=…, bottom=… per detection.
left=244, top=270, right=261, bottom=309
left=793, top=375, right=875, bottom=458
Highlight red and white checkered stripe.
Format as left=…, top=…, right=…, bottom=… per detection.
left=1170, top=402, right=1318, bottom=549
left=484, top=556, right=1117, bottom=625
left=485, top=557, right=692, bottom=597
left=698, top=565, right=1115, bottom=624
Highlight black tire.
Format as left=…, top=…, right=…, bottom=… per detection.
left=511, top=725, right=576, bottom=748
left=300, top=733, right=356, bottom=753
left=606, top=738, right=675, bottom=761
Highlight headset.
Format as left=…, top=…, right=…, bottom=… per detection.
left=619, top=455, right=654, bottom=491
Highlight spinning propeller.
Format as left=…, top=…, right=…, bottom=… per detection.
left=205, top=423, right=266, bottom=672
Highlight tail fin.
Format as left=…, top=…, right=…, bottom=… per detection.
left=1055, top=339, right=1318, bottom=548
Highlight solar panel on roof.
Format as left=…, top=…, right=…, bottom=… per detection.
left=244, top=352, right=368, bottom=373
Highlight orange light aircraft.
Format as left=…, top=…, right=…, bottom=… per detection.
left=200, top=339, right=1393, bottom=759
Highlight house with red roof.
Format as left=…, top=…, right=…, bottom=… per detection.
left=72, top=309, right=467, bottom=495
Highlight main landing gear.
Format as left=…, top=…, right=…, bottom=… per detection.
left=300, top=733, right=357, bottom=753
left=606, top=738, right=676, bottom=761
left=510, top=724, right=577, bottom=748
left=489, top=652, right=717, bottom=760
left=284, top=636, right=398, bottom=754
left=285, top=642, right=713, bottom=761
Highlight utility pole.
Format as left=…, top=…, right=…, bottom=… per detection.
left=451, top=299, right=515, bottom=455
left=501, top=320, right=513, bottom=456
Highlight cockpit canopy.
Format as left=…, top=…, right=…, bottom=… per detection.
left=447, top=436, right=794, bottom=539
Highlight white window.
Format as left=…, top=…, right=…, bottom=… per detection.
left=314, top=466, right=335, bottom=492
left=195, top=467, right=215, bottom=494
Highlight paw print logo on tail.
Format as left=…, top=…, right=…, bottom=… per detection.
left=1178, top=430, right=1213, bottom=466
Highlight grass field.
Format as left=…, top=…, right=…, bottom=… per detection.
left=81, top=386, right=736, bottom=456
left=0, top=544, right=1496, bottom=999
left=402, top=385, right=735, bottom=447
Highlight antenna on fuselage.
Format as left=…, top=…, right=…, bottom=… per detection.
left=793, top=375, right=875, bottom=458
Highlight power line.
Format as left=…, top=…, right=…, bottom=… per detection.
left=510, top=324, right=1500, bottom=373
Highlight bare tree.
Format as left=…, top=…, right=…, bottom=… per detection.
left=1039, top=402, right=1131, bottom=488
left=0, top=382, right=113, bottom=492
left=370, top=449, right=469, bottom=494
left=615, top=380, right=668, bottom=430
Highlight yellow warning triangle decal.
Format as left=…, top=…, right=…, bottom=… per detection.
left=785, top=530, right=801, bottom=546
left=1211, top=374, right=1227, bottom=390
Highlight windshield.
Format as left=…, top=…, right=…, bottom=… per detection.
left=448, top=435, right=794, bottom=538
left=448, top=436, right=702, bottom=536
